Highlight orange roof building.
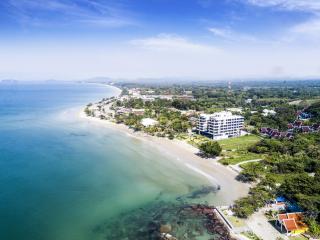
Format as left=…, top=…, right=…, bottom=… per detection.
left=277, top=212, right=308, bottom=235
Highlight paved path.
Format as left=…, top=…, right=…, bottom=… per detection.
left=246, top=209, right=288, bottom=240
left=229, top=159, right=262, bottom=173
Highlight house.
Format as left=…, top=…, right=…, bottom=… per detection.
left=140, top=96, right=155, bottom=102
left=293, top=120, right=303, bottom=128
left=270, top=129, right=280, bottom=138
left=260, top=127, right=269, bottom=134
left=277, top=212, right=308, bottom=236
left=132, top=109, right=145, bottom=116
left=141, top=118, right=158, bottom=127
left=287, top=123, right=294, bottom=129
left=312, top=123, right=320, bottom=132
left=245, top=98, right=253, bottom=104
left=116, top=107, right=131, bottom=115
left=280, top=132, right=288, bottom=138
left=262, top=109, right=276, bottom=116
left=267, top=196, right=286, bottom=211
left=301, top=126, right=311, bottom=133
left=297, top=111, right=312, bottom=121
left=286, top=132, right=294, bottom=139
left=174, top=95, right=194, bottom=101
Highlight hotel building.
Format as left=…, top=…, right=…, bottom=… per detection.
left=197, top=111, right=244, bottom=140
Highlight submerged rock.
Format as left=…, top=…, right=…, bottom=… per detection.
left=161, top=233, right=178, bottom=240
left=160, top=224, right=172, bottom=233
left=94, top=200, right=235, bottom=240
left=176, top=185, right=219, bottom=201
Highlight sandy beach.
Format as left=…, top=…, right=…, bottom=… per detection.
left=76, top=108, right=250, bottom=205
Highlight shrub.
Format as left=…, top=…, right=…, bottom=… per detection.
left=199, top=141, right=222, bottom=158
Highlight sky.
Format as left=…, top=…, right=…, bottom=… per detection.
left=0, top=0, right=320, bottom=81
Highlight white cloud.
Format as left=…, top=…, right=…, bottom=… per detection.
left=241, top=0, right=320, bottom=43
left=130, top=34, right=220, bottom=52
left=1, top=36, right=320, bottom=81
left=291, top=18, right=320, bottom=35
left=208, top=27, right=259, bottom=43
left=4, top=0, right=136, bottom=28
left=208, top=27, right=231, bottom=38
left=245, top=0, right=320, bottom=12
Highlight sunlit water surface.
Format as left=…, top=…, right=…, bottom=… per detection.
left=0, top=82, right=214, bottom=240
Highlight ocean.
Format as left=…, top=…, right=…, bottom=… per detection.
left=0, top=82, right=218, bottom=240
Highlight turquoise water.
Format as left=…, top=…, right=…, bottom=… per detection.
left=0, top=82, right=211, bottom=240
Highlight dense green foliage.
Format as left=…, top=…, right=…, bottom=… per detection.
left=218, top=135, right=262, bottom=165
left=199, top=141, right=222, bottom=157
left=307, top=101, right=320, bottom=122
left=245, top=104, right=297, bottom=130
left=114, top=98, right=191, bottom=137
left=233, top=132, right=320, bottom=236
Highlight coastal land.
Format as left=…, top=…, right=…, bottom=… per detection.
left=75, top=82, right=320, bottom=240
left=78, top=108, right=250, bottom=205
left=75, top=84, right=250, bottom=206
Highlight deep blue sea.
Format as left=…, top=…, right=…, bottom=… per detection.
left=0, top=82, right=209, bottom=240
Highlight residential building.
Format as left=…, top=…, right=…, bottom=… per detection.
left=173, top=95, right=194, bottom=100
left=245, top=98, right=253, bottom=104
left=197, top=114, right=211, bottom=133
left=277, top=212, right=308, bottom=236
left=262, top=109, right=276, bottom=116
left=141, top=118, right=158, bottom=127
left=132, top=109, right=145, bottom=116
left=197, top=111, right=244, bottom=140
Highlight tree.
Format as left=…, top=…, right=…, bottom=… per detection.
left=199, top=141, right=222, bottom=158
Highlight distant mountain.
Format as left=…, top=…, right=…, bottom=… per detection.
left=83, top=77, right=113, bottom=84
left=1, top=79, right=19, bottom=84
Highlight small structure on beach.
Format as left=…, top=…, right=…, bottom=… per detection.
left=277, top=212, right=308, bottom=236
left=267, top=196, right=286, bottom=211
left=141, top=118, right=158, bottom=127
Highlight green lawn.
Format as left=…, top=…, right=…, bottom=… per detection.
left=218, top=135, right=264, bottom=165
left=227, top=215, right=246, bottom=228
left=220, top=152, right=263, bottom=165
left=241, top=231, right=263, bottom=240
left=218, top=135, right=261, bottom=151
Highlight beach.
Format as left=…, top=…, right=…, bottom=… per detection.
left=76, top=106, right=250, bottom=205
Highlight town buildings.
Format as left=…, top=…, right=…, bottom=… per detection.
left=197, top=111, right=244, bottom=140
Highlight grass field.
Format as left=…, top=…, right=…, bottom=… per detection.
left=180, top=133, right=264, bottom=165
left=218, top=135, right=261, bottom=150
left=227, top=215, right=246, bottom=228
left=218, top=135, right=263, bottom=165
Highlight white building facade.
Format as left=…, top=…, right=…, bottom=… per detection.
left=197, top=111, right=244, bottom=140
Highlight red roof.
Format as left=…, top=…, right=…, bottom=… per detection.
left=283, top=219, right=298, bottom=231
left=287, top=213, right=302, bottom=221
left=278, top=212, right=307, bottom=232
left=278, top=213, right=288, bottom=221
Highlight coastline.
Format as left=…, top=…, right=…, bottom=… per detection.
left=69, top=83, right=250, bottom=205
left=77, top=108, right=250, bottom=205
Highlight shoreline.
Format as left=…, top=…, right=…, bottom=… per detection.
left=77, top=109, right=251, bottom=205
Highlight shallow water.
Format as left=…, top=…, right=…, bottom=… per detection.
left=0, top=82, right=216, bottom=240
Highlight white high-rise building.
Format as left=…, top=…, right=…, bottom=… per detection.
left=197, top=111, right=244, bottom=140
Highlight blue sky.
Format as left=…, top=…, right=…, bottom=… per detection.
left=0, top=0, right=320, bottom=80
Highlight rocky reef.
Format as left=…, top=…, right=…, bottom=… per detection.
left=94, top=202, right=235, bottom=240
left=93, top=185, right=233, bottom=240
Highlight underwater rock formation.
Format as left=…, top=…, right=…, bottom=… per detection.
left=95, top=201, right=235, bottom=240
